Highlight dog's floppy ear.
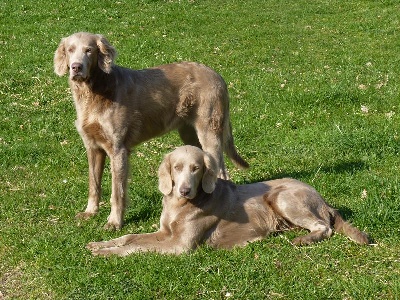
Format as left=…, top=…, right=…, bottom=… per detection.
left=158, top=153, right=173, bottom=195
left=202, top=152, right=218, bottom=194
left=96, top=34, right=116, bottom=73
left=54, top=38, right=68, bottom=76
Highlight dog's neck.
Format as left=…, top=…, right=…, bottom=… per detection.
left=191, top=188, right=210, bottom=206
left=69, top=66, right=117, bottom=102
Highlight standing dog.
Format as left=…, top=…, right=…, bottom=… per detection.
left=87, top=146, right=369, bottom=256
left=54, top=32, right=248, bottom=230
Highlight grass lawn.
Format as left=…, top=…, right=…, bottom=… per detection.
left=1, top=0, right=400, bottom=298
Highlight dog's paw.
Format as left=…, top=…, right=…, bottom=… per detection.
left=86, top=243, right=112, bottom=257
left=103, top=222, right=122, bottom=231
left=86, top=242, right=101, bottom=251
left=86, top=242, right=113, bottom=257
left=76, top=211, right=96, bottom=220
left=88, top=248, right=110, bottom=257
left=292, top=236, right=312, bottom=246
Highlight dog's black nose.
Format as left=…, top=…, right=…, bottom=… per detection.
left=180, top=187, right=191, bottom=197
left=71, top=63, right=83, bottom=73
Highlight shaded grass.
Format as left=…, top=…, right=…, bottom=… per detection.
left=1, top=0, right=400, bottom=299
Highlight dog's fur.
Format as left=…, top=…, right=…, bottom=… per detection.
left=54, top=32, right=248, bottom=230
left=87, top=146, right=369, bottom=256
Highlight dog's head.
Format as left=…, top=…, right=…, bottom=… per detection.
left=54, top=32, right=116, bottom=81
left=158, top=146, right=218, bottom=199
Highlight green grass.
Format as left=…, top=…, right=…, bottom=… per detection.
left=1, top=0, right=400, bottom=298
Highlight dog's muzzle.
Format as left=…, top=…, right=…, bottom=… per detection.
left=70, top=62, right=85, bottom=81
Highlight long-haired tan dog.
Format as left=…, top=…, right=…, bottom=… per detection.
left=54, top=32, right=248, bottom=230
left=87, top=146, right=369, bottom=256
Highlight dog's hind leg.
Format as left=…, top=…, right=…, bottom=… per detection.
left=193, top=121, right=227, bottom=179
left=278, top=205, right=334, bottom=245
left=197, top=131, right=227, bottom=179
left=266, top=185, right=334, bottom=245
left=291, top=218, right=333, bottom=245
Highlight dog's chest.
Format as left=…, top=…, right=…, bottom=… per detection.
left=74, top=102, right=119, bottom=152
left=75, top=117, right=104, bottom=149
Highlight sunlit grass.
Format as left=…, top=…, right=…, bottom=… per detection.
left=1, top=0, right=399, bottom=298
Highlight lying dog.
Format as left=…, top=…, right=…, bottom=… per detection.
left=54, top=32, right=248, bottom=230
left=87, top=146, right=369, bottom=256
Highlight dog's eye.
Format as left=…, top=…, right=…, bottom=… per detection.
left=174, top=165, right=182, bottom=172
left=192, top=165, right=200, bottom=172
left=85, top=48, right=92, bottom=54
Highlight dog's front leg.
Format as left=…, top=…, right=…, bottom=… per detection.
left=76, top=147, right=106, bottom=220
left=87, top=231, right=190, bottom=256
left=105, top=147, right=129, bottom=230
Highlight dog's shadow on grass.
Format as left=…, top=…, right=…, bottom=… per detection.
left=263, top=160, right=368, bottom=181
left=124, top=193, right=163, bottom=226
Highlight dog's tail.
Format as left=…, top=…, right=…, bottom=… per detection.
left=224, top=121, right=249, bottom=170
left=332, top=210, right=369, bottom=245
